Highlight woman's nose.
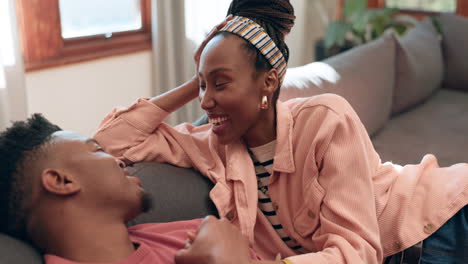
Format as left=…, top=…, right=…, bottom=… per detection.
left=200, top=90, right=215, bottom=110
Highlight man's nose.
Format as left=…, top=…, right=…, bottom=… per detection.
left=116, top=159, right=126, bottom=169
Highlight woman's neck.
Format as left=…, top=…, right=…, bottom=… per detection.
left=243, top=107, right=277, bottom=148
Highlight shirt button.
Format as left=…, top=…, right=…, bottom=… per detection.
left=393, top=241, right=402, bottom=251
left=307, top=210, right=315, bottom=218
left=424, top=224, right=435, bottom=234
left=272, top=202, right=279, bottom=211
left=226, top=211, right=235, bottom=221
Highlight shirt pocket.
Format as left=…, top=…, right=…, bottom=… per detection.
left=292, top=178, right=325, bottom=237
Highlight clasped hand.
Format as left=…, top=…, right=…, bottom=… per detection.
left=175, top=216, right=253, bottom=264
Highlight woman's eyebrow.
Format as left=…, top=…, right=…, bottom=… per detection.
left=199, top=67, right=233, bottom=77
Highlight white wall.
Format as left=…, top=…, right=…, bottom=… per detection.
left=25, top=51, right=153, bottom=137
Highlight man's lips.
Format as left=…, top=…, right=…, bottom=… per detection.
left=127, top=176, right=142, bottom=187
left=123, top=169, right=142, bottom=186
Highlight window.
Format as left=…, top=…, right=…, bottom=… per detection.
left=16, top=0, right=151, bottom=72
left=59, top=0, right=143, bottom=39
left=386, top=0, right=457, bottom=12
left=367, top=0, right=468, bottom=17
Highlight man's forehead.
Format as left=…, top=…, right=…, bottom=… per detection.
left=50, top=131, right=95, bottom=144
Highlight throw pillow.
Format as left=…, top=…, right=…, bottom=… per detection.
left=392, top=18, right=444, bottom=114
left=280, top=32, right=396, bottom=136
left=439, top=14, right=468, bottom=91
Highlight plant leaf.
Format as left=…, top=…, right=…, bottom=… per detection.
left=344, top=0, right=368, bottom=21
left=324, top=22, right=353, bottom=49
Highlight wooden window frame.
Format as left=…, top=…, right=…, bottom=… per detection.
left=337, top=0, right=468, bottom=20
left=16, top=0, right=152, bottom=72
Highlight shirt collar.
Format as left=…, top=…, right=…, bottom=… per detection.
left=272, top=100, right=296, bottom=173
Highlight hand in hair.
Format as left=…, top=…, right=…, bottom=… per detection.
left=193, top=15, right=234, bottom=70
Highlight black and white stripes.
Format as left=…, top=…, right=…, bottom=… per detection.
left=249, top=141, right=306, bottom=253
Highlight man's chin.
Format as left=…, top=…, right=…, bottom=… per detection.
left=125, top=191, right=154, bottom=223
left=140, top=191, right=153, bottom=213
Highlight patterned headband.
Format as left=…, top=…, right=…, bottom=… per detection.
left=219, top=16, right=287, bottom=81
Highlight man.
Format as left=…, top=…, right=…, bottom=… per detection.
left=0, top=114, right=260, bottom=264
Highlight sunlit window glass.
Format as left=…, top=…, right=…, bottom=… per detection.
left=386, top=0, right=457, bottom=13
left=59, top=0, right=142, bottom=39
left=184, top=0, right=232, bottom=44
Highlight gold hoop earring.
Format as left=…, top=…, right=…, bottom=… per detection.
left=260, top=96, right=268, bottom=110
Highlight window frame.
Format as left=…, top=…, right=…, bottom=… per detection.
left=16, top=0, right=152, bottom=72
left=337, top=0, right=468, bottom=20
left=368, top=0, right=468, bottom=18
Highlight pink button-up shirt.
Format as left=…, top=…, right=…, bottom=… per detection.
left=94, top=94, right=468, bottom=264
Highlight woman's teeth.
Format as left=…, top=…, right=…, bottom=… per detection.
left=209, top=116, right=229, bottom=126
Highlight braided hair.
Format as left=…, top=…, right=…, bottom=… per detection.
left=226, top=0, right=296, bottom=104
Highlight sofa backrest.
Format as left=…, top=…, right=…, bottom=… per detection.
left=280, top=16, right=454, bottom=133
left=281, top=31, right=397, bottom=136
left=439, top=14, right=468, bottom=91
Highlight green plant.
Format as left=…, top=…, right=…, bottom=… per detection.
left=324, top=0, right=417, bottom=50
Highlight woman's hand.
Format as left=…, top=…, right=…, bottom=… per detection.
left=193, top=15, right=234, bottom=71
left=175, top=215, right=253, bottom=264
left=149, top=16, right=234, bottom=112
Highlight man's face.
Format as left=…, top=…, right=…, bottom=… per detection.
left=50, top=131, right=149, bottom=221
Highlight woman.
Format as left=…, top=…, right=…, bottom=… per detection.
left=94, top=0, right=468, bottom=263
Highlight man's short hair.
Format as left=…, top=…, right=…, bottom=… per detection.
left=0, top=114, right=61, bottom=241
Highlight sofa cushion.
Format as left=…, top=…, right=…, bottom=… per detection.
left=127, top=162, right=217, bottom=225
left=0, top=233, right=42, bottom=264
left=372, top=89, right=468, bottom=167
left=392, top=19, right=444, bottom=114
left=281, top=32, right=396, bottom=136
left=439, top=14, right=468, bottom=91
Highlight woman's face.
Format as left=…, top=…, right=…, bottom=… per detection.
left=198, top=34, right=276, bottom=146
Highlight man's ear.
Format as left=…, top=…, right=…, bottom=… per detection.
left=41, top=169, right=81, bottom=196
left=262, top=68, right=279, bottom=96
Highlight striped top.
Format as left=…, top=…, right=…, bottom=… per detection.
left=249, top=140, right=307, bottom=254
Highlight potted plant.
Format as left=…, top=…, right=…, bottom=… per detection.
left=316, top=0, right=418, bottom=60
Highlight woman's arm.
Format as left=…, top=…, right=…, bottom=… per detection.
left=149, top=76, right=199, bottom=113
left=150, top=15, right=233, bottom=113
left=94, top=17, right=233, bottom=167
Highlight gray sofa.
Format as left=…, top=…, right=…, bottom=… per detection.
left=2, top=14, right=467, bottom=264
left=281, top=14, right=468, bottom=167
